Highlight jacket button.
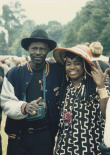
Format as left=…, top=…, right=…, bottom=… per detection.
left=58, top=106, right=60, bottom=109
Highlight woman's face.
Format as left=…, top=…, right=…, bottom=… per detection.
left=66, top=56, right=84, bottom=81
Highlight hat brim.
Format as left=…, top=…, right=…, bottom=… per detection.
left=53, top=47, right=96, bottom=67
left=21, top=38, right=57, bottom=51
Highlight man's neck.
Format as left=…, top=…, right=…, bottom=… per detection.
left=30, top=61, right=45, bottom=71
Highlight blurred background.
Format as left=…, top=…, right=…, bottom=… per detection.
left=0, top=0, right=110, bottom=59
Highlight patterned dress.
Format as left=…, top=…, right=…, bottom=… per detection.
left=54, top=81, right=105, bottom=155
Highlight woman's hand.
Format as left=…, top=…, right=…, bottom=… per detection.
left=91, top=61, right=110, bottom=88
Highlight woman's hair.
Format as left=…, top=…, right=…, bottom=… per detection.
left=59, top=59, right=97, bottom=104
left=60, top=73, right=97, bottom=103
left=84, top=74, right=97, bottom=101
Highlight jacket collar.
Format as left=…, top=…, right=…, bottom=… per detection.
left=26, top=61, right=49, bottom=76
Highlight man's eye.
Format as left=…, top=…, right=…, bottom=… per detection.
left=31, top=48, right=36, bottom=50
left=30, top=47, right=46, bottom=51
left=40, top=48, right=46, bottom=51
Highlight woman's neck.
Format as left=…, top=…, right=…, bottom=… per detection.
left=71, top=77, right=83, bottom=90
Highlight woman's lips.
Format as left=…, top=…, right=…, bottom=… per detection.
left=69, top=70, right=77, bottom=75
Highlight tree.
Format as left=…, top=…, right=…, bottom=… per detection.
left=9, top=20, right=36, bottom=56
left=63, top=0, right=110, bottom=55
left=0, top=1, right=26, bottom=54
left=63, top=24, right=78, bottom=47
left=77, top=21, right=99, bottom=43
left=47, top=21, right=63, bottom=44
left=99, top=23, right=110, bottom=55
left=0, top=30, right=8, bottom=55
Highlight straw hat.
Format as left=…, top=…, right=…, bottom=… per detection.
left=53, top=45, right=95, bottom=67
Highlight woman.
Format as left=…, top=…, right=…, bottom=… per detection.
left=53, top=45, right=110, bottom=155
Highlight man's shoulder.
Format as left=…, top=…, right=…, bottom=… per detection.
left=48, top=61, right=64, bottom=69
left=47, top=62, right=64, bottom=79
left=6, top=63, right=27, bottom=76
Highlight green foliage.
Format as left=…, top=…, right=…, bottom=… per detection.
left=99, top=23, right=110, bottom=55
left=8, top=24, right=35, bottom=56
left=0, top=31, right=8, bottom=55
left=47, top=21, right=63, bottom=43
left=63, top=0, right=110, bottom=55
left=77, top=21, right=98, bottom=43
left=0, top=1, right=26, bottom=52
left=1, top=0, right=110, bottom=56
left=63, top=24, right=78, bottom=47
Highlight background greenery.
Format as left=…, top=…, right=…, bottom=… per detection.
left=0, top=0, right=110, bottom=57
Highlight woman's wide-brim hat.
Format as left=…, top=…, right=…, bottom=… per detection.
left=21, top=29, right=57, bottom=51
left=53, top=45, right=96, bottom=67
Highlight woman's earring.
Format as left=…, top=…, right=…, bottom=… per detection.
left=84, top=72, right=86, bottom=80
left=66, top=74, right=69, bottom=82
left=83, top=60, right=87, bottom=80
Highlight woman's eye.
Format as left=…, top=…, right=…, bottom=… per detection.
left=74, top=62, right=80, bottom=65
left=66, top=63, right=71, bottom=66
left=66, top=61, right=82, bottom=66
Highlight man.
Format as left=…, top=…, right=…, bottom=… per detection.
left=1, top=29, right=64, bottom=155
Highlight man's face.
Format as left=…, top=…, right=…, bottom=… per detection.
left=28, top=42, right=50, bottom=66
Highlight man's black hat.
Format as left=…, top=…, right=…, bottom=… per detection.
left=21, top=29, right=57, bottom=51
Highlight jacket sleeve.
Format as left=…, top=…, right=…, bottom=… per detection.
left=1, top=77, right=28, bottom=120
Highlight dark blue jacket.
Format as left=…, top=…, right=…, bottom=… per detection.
left=4, top=61, right=64, bottom=138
